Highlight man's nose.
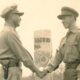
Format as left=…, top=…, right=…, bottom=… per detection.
left=19, top=17, right=21, bottom=21
left=62, top=20, right=65, bottom=24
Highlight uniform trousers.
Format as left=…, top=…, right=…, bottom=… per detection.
left=7, top=67, right=22, bottom=80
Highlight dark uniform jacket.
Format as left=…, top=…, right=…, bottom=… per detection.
left=46, top=28, right=80, bottom=72
left=0, top=25, right=33, bottom=67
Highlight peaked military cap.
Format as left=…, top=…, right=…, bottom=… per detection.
left=1, top=4, right=24, bottom=18
left=57, top=7, right=79, bottom=19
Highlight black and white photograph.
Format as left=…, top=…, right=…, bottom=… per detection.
left=0, top=0, right=80, bottom=80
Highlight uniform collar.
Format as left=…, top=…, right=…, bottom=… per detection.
left=66, top=27, right=80, bottom=37
left=68, top=26, right=80, bottom=33
left=3, top=23, right=16, bottom=32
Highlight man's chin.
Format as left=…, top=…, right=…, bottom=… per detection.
left=65, top=27, right=68, bottom=29
left=15, top=24, right=20, bottom=28
left=64, top=26, right=69, bottom=29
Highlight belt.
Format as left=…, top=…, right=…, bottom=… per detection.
left=0, top=58, right=20, bottom=67
left=9, top=59, right=20, bottom=67
left=0, top=58, right=20, bottom=79
left=65, top=60, right=80, bottom=69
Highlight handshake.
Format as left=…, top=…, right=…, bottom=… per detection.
left=35, top=68, right=50, bottom=78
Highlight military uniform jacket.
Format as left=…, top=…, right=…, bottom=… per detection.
left=47, top=28, right=80, bottom=72
left=0, top=25, right=33, bottom=66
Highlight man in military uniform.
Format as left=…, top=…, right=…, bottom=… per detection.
left=0, top=4, right=43, bottom=80
left=42, top=7, right=80, bottom=80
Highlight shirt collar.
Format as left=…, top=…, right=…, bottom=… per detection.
left=3, top=23, right=16, bottom=32
left=68, top=26, right=80, bottom=33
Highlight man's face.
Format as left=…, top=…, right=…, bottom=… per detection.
left=61, top=15, right=75, bottom=29
left=9, top=13, right=21, bottom=27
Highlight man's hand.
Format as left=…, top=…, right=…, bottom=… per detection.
left=36, top=69, right=48, bottom=78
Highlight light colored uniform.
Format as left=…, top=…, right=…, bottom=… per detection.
left=0, top=24, right=33, bottom=80
left=47, top=28, right=80, bottom=80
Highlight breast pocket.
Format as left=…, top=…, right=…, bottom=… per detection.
left=63, top=42, right=79, bottom=62
left=65, top=41, right=78, bottom=53
left=70, top=42, right=79, bottom=58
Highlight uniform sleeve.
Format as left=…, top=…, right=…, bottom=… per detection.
left=7, top=32, right=32, bottom=61
left=7, top=32, right=38, bottom=72
left=45, top=49, right=63, bottom=73
left=76, top=32, right=80, bottom=54
left=45, top=37, right=65, bottom=73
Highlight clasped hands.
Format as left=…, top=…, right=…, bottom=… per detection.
left=36, top=68, right=49, bottom=78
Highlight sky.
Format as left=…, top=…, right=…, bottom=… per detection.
left=0, top=0, right=80, bottom=77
